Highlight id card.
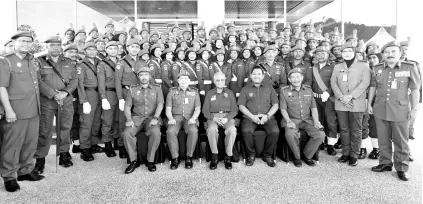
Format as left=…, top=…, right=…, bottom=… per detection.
left=184, top=98, right=189, bottom=104
left=342, top=75, right=348, bottom=82
left=391, top=79, right=398, bottom=89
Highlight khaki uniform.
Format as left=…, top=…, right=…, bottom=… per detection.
left=166, top=87, right=201, bottom=159
left=285, top=59, right=312, bottom=86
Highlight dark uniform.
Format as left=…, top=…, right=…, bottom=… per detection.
left=280, top=84, right=325, bottom=160
left=171, top=58, right=184, bottom=87
left=285, top=58, right=313, bottom=86
left=238, top=83, right=280, bottom=158
left=254, top=60, right=287, bottom=90
left=229, top=58, right=246, bottom=97
left=122, top=82, right=163, bottom=163
left=370, top=60, right=420, bottom=173
left=166, top=86, right=201, bottom=159
left=196, top=57, right=213, bottom=95
left=160, top=57, right=173, bottom=98
left=36, top=53, right=78, bottom=166
left=182, top=60, right=201, bottom=89
left=210, top=61, right=232, bottom=87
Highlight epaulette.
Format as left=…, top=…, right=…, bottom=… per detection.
left=4, top=53, right=13, bottom=57
left=402, top=61, right=416, bottom=66
left=281, top=85, right=290, bottom=90
left=407, top=60, right=419, bottom=66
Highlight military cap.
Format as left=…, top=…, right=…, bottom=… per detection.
left=162, top=47, right=174, bottom=55
left=217, top=22, right=225, bottom=29
left=94, top=38, right=104, bottom=44
left=263, top=45, right=277, bottom=53
left=128, top=23, right=138, bottom=33
left=332, top=40, right=343, bottom=48
left=341, top=41, right=354, bottom=51
left=345, top=29, right=358, bottom=42
left=238, top=30, right=247, bottom=36
left=242, top=45, right=253, bottom=51
left=320, top=33, right=330, bottom=45
left=227, top=22, right=235, bottom=29
left=254, top=43, right=265, bottom=49
left=150, top=29, right=159, bottom=37
left=367, top=50, right=378, bottom=57
left=229, top=46, right=240, bottom=52
left=139, top=49, right=149, bottom=56
left=197, top=21, right=206, bottom=31
left=161, top=29, right=170, bottom=36
left=228, top=31, right=237, bottom=37
left=139, top=26, right=149, bottom=34
left=75, top=26, right=86, bottom=36
left=4, top=39, right=13, bottom=47
left=329, top=27, right=339, bottom=37
left=105, top=19, right=114, bottom=28
left=63, top=43, right=78, bottom=52
left=291, top=45, right=305, bottom=52
left=197, top=47, right=210, bottom=54
left=185, top=47, right=197, bottom=54
left=89, top=23, right=98, bottom=34
left=126, top=38, right=140, bottom=46
left=400, top=38, right=410, bottom=47
left=295, top=32, right=306, bottom=43
left=137, top=63, right=150, bottom=75
left=177, top=69, right=190, bottom=78
left=167, top=38, right=177, bottom=44
left=315, top=46, right=329, bottom=54
left=43, top=35, right=62, bottom=43
left=214, top=35, right=224, bottom=42
left=105, top=41, right=118, bottom=49
left=288, top=67, right=303, bottom=77
left=171, top=21, right=180, bottom=32
left=83, top=42, right=96, bottom=50
left=381, top=40, right=401, bottom=52
left=283, top=23, right=291, bottom=31
left=183, top=23, right=192, bottom=34
left=65, top=23, right=75, bottom=34
left=11, top=31, right=33, bottom=40
left=175, top=47, right=186, bottom=54
left=149, top=43, right=161, bottom=52
left=306, top=34, right=318, bottom=42
left=209, top=27, right=218, bottom=35
left=215, top=49, right=225, bottom=56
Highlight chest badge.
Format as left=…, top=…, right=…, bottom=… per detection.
left=288, top=92, right=292, bottom=96
left=224, top=93, right=228, bottom=98
left=378, top=70, right=382, bottom=74
left=249, top=93, right=253, bottom=97
left=17, top=62, right=22, bottom=67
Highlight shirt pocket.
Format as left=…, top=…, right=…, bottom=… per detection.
left=303, top=94, right=313, bottom=106
left=397, top=77, right=409, bottom=90
left=173, top=95, right=182, bottom=106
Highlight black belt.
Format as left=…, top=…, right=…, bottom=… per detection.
left=213, top=111, right=229, bottom=114
left=122, top=85, right=133, bottom=89
left=106, top=88, right=116, bottom=92
left=84, top=87, right=98, bottom=92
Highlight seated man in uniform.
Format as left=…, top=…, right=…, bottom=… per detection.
left=122, top=65, right=163, bottom=173
left=280, top=68, right=325, bottom=167
left=202, top=72, right=238, bottom=170
left=166, top=70, right=201, bottom=170
left=238, top=66, right=280, bottom=167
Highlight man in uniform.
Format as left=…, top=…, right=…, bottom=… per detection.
left=202, top=72, right=238, bottom=170
left=311, top=47, right=338, bottom=155
left=115, top=38, right=141, bottom=158
left=122, top=66, right=163, bottom=173
left=98, top=41, right=120, bottom=157
left=285, top=45, right=313, bottom=86
left=3, top=39, right=14, bottom=55
left=77, top=42, right=103, bottom=161
left=238, top=66, right=280, bottom=167
left=166, top=70, right=201, bottom=170
left=32, top=36, right=79, bottom=175
left=368, top=41, right=420, bottom=181
left=280, top=68, right=325, bottom=167
left=0, top=31, right=45, bottom=192
left=254, top=45, right=288, bottom=90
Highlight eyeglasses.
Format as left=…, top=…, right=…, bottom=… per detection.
left=214, top=79, right=225, bottom=82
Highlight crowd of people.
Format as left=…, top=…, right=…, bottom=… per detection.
left=0, top=19, right=420, bottom=193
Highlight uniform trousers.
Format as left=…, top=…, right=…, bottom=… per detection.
left=166, top=116, right=198, bottom=159
left=241, top=118, right=279, bottom=158
left=285, top=121, right=325, bottom=160
left=206, top=119, right=237, bottom=157
left=79, top=90, right=101, bottom=149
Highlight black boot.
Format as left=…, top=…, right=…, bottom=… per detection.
left=31, top=158, right=45, bottom=175
left=80, top=148, right=94, bottom=162
left=113, top=138, right=119, bottom=150
left=90, top=144, right=104, bottom=154
left=368, top=148, right=380, bottom=159
left=185, top=156, right=193, bottom=169
left=59, top=153, right=73, bottom=167
left=72, top=144, right=81, bottom=153
left=326, top=145, right=336, bottom=156
left=119, top=146, right=128, bottom=158
left=358, top=148, right=367, bottom=159
left=209, top=154, right=218, bottom=170
left=104, top=142, right=116, bottom=157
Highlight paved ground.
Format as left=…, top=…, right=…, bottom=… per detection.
left=0, top=115, right=421, bottom=204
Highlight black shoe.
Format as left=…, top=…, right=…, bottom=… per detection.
left=170, top=158, right=179, bottom=170
left=113, top=138, right=119, bottom=150
left=293, top=159, right=302, bottom=167
left=31, top=158, right=45, bottom=175
left=371, top=164, right=393, bottom=172
left=224, top=158, right=232, bottom=170
left=146, top=162, right=156, bottom=172
left=59, top=153, right=73, bottom=168
left=185, top=157, right=193, bottom=169
left=231, top=155, right=240, bottom=163
left=17, top=173, right=45, bottom=181
left=104, top=142, right=116, bottom=157
left=319, top=143, right=326, bottom=150
left=65, top=152, right=72, bottom=160
left=72, top=144, right=81, bottom=153
left=80, top=148, right=94, bottom=162
left=334, top=141, right=343, bottom=149
left=409, top=154, right=414, bottom=162
left=326, top=145, right=336, bottom=156
left=368, top=148, right=380, bottom=159
left=358, top=148, right=367, bottom=159
left=304, top=158, right=316, bottom=166
left=209, top=159, right=218, bottom=170
left=4, top=179, right=20, bottom=192
left=246, top=156, right=255, bottom=166
left=338, top=155, right=350, bottom=163
left=263, top=157, right=276, bottom=167
left=125, top=160, right=140, bottom=174
left=397, top=171, right=410, bottom=181
left=119, top=146, right=128, bottom=159
left=90, top=144, right=104, bottom=154
left=349, top=157, right=358, bottom=166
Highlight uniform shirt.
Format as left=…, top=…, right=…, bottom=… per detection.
left=238, top=83, right=279, bottom=117
left=160, top=59, right=173, bottom=88
left=331, top=59, right=371, bottom=112
left=148, top=56, right=162, bottom=83
left=202, top=87, right=238, bottom=121
left=115, top=54, right=139, bottom=100
left=280, top=85, right=316, bottom=127
left=286, top=58, right=313, bottom=86
left=77, top=57, right=100, bottom=104
left=403, top=58, right=422, bottom=103
left=370, top=61, right=420, bottom=122
left=243, top=57, right=255, bottom=83
left=0, top=53, right=43, bottom=119
left=196, top=59, right=213, bottom=92
left=182, top=60, right=201, bottom=88
left=210, top=61, right=231, bottom=87
left=171, top=60, right=184, bottom=87
left=98, top=57, right=118, bottom=104
left=229, top=59, right=246, bottom=95
left=166, top=86, right=201, bottom=120
left=126, top=84, right=164, bottom=118
left=311, top=61, right=334, bottom=95
left=253, top=60, right=287, bottom=89
left=38, top=54, right=78, bottom=99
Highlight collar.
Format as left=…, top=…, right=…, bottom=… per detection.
left=290, top=84, right=305, bottom=91
left=248, top=82, right=264, bottom=88
left=140, top=83, right=153, bottom=89
left=384, top=61, right=401, bottom=69
left=83, top=57, right=96, bottom=65
left=47, top=54, right=63, bottom=62
left=178, top=86, right=191, bottom=91
left=215, top=87, right=226, bottom=94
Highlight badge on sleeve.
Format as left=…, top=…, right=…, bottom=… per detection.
left=17, top=62, right=22, bottom=67
left=149, top=65, right=154, bottom=71
left=196, top=64, right=201, bottom=72
left=288, top=92, right=292, bottom=96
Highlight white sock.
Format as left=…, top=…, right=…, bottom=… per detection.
left=371, top=138, right=379, bottom=148
left=360, top=138, right=367, bottom=148
left=73, top=140, right=80, bottom=145
left=328, top=137, right=337, bottom=145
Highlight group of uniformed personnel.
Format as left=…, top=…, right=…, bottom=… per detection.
left=0, top=20, right=420, bottom=192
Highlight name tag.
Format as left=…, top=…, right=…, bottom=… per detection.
left=342, top=75, right=348, bottom=82
left=211, top=95, right=216, bottom=101
left=43, top=66, right=53, bottom=69
left=391, top=79, right=398, bottom=89
left=184, top=98, right=189, bottom=104
left=395, top=71, right=410, bottom=77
